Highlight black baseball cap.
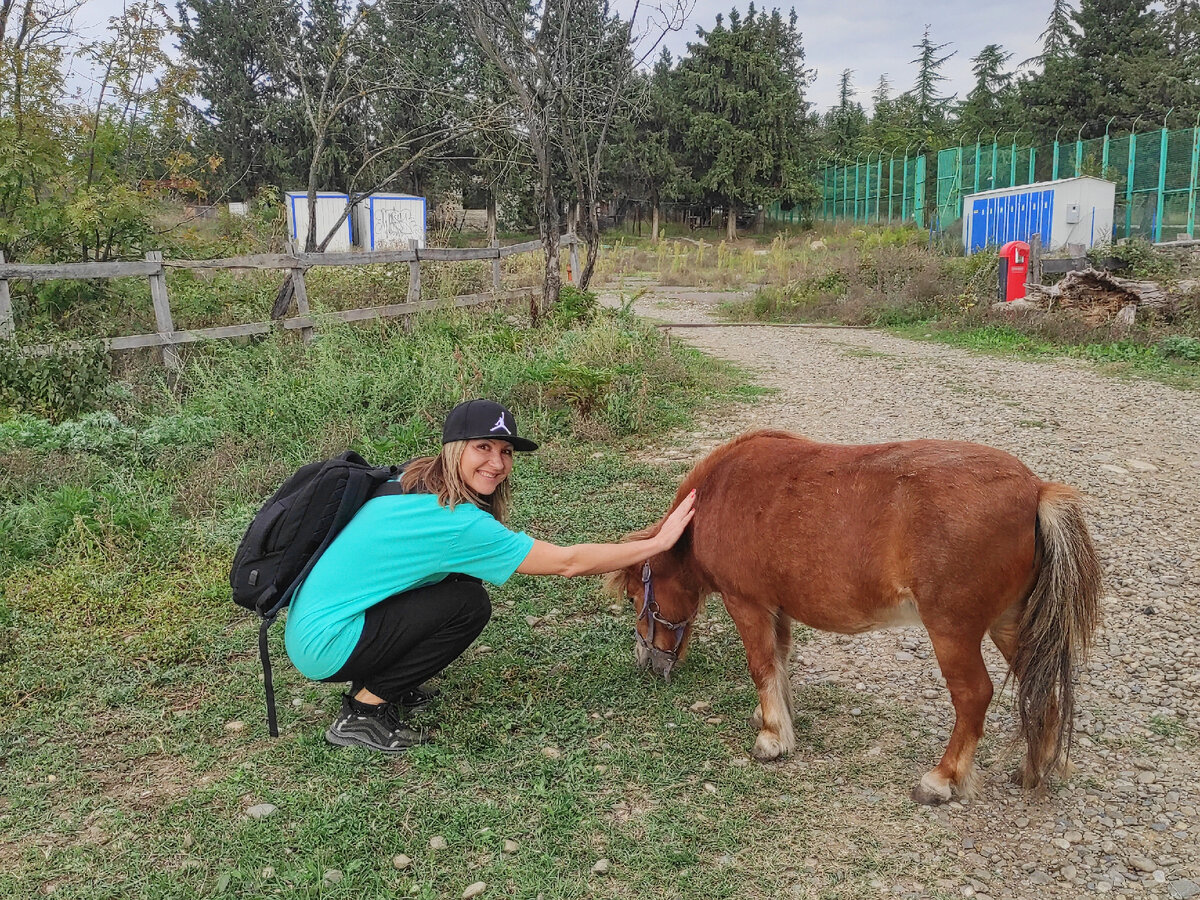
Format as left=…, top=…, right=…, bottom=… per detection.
left=442, top=399, right=538, bottom=451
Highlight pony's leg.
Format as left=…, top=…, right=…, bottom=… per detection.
left=753, top=613, right=795, bottom=729
left=913, top=628, right=993, bottom=805
left=776, top=613, right=795, bottom=720
left=989, top=604, right=1067, bottom=786
left=725, top=597, right=795, bottom=760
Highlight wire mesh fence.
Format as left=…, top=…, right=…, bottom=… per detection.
left=769, top=153, right=928, bottom=228
left=803, top=126, right=1200, bottom=243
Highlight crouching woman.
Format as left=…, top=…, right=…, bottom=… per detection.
left=284, top=398, right=695, bottom=752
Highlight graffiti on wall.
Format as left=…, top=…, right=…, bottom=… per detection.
left=375, top=203, right=423, bottom=248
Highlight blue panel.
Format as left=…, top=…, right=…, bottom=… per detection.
left=998, top=196, right=1008, bottom=243
left=1007, top=195, right=1018, bottom=243
left=986, top=197, right=997, bottom=245
left=1017, top=192, right=1030, bottom=240
left=1041, top=189, right=1054, bottom=243
left=970, top=200, right=988, bottom=253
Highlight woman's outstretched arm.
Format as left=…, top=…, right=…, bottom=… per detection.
left=516, top=491, right=695, bottom=577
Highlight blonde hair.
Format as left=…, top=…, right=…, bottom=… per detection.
left=401, top=440, right=513, bottom=523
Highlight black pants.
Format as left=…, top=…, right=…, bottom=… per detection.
left=323, top=574, right=491, bottom=703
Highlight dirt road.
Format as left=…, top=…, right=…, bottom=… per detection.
left=613, top=286, right=1200, bottom=900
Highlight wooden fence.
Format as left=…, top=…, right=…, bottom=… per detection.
left=0, top=235, right=581, bottom=368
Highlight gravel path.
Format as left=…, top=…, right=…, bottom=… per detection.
left=610, top=286, right=1200, bottom=900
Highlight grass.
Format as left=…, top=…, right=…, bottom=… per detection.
left=0, top=292, right=981, bottom=899
left=891, top=323, right=1200, bottom=388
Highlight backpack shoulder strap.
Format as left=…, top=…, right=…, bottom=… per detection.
left=372, top=460, right=414, bottom=498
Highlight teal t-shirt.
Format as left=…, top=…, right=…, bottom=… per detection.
left=284, top=491, right=535, bottom=680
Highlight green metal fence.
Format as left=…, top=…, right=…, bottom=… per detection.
left=768, top=151, right=928, bottom=228
left=806, top=125, right=1200, bottom=242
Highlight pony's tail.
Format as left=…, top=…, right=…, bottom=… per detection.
left=1011, top=482, right=1102, bottom=787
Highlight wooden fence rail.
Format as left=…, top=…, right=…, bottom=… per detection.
left=0, top=235, right=578, bottom=368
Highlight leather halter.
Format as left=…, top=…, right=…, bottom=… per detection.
left=635, top=561, right=692, bottom=662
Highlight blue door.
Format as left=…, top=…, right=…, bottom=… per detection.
left=1040, top=190, right=1054, bottom=243
left=1017, top=192, right=1030, bottom=241
left=970, top=200, right=988, bottom=252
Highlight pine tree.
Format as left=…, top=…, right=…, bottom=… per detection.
left=864, top=74, right=911, bottom=148
left=614, top=49, right=685, bottom=242
left=957, top=44, right=1015, bottom=137
left=674, top=5, right=814, bottom=240
left=824, top=68, right=866, bottom=157
left=176, top=0, right=303, bottom=198
left=905, top=25, right=956, bottom=138
left=1069, top=0, right=1169, bottom=134
left=1037, top=0, right=1077, bottom=60
left=1157, top=1, right=1200, bottom=121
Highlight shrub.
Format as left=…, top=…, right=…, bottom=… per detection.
left=0, top=341, right=111, bottom=422
left=1160, top=335, right=1200, bottom=362
left=552, top=285, right=599, bottom=327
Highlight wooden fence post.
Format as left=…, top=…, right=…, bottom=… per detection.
left=1028, top=233, right=1042, bottom=287
left=568, top=234, right=580, bottom=286
left=146, top=251, right=180, bottom=370
left=408, top=239, right=421, bottom=302
left=0, top=250, right=13, bottom=340
left=287, top=241, right=313, bottom=343
left=491, top=239, right=501, bottom=295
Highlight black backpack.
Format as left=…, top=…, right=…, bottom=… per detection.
left=230, top=450, right=408, bottom=736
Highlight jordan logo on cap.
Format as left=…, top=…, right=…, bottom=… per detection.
left=490, top=413, right=511, bottom=434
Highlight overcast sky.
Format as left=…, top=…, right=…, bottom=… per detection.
left=69, top=0, right=1051, bottom=113
left=655, top=0, right=1049, bottom=112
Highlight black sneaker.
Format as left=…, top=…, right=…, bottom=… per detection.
left=324, top=695, right=429, bottom=753
left=396, top=683, right=440, bottom=710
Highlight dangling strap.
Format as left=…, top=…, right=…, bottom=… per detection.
left=260, top=614, right=279, bottom=738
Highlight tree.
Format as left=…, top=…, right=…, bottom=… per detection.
left=1154, top=1, right=1200, bottom=123
left=674, top=5, right=813, bottom=241
left=905, top=24, right=956, bottom=138
left=823, top=69, right=866, bottom=158
left=1, top=0, right=75, bottom=258
left=269, top=0, right=482, bottom=252
left=612, top=50, right=684, bottom=243
left=464, top=1, right=686, bottom=310
left=176, top=0, right=301, bottom=199
left=554, top=1, right=638, bottom=287
left=957, top=44, right=1015, bottom=138
left=462, top=2, right=570, bottom=319
left=1032, top=0, right=1076, bottom=63
left=863, top=73, right=911, bottom=149
left=1020, top=0, right=1189, bottom=137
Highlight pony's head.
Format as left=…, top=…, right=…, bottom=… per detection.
left=605, top=542, right=704, bottom=681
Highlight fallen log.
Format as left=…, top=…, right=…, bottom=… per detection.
left=1025, top=267, right=1172, bottom=325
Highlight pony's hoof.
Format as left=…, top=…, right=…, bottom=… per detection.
left=751, top=732, right=784, bottom=761
left=911, top=772, right=953, bottom=806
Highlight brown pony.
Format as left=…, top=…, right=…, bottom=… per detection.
left=608, top=430, right=1101, bottom=804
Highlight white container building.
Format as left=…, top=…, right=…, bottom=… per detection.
left=356, top=194, right=427, bottom=250
left=285, top=192, right=353, bottom=252
left=963, top=176, right=1116, bottom=255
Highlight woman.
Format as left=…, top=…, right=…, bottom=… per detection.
left=284, top=398, right=696, bottom=753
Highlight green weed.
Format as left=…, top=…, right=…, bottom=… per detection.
left=0, top=340, right=111, bottom=422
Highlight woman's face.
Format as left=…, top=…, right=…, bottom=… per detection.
left=458, top=438, right=514, bottom=496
